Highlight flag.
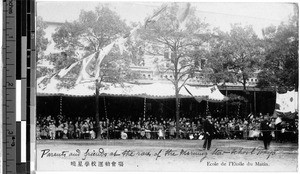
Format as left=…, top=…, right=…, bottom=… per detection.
left=275, top=116, right=282, bottom=125
left=176, top=3, right=191, bottom=31
left=128, top=25, right=141, bottom=43
left=247, top=112, right=254, bottom=119
left=177, top=3, right=191, bottom=22
left=275, top=90, right=298, bottom=113
left=94, top=42, right=116, bottom=80
left=57, top=61, right=79, bottom=78
left=37, top=75, right=49, bottom=90
left=144, top=5, right=167, bottom=28
left=37, top=75, right=48, bottom=86
left=116, top=37, right=128, bottom=55
left=184, top=85, right=205, bottom=103
left=210, top=86, right=216, bottom=93
left=77, top=25, right=142, bottom=84
left=37, top=73, right=58, bottom=90
left=207, top=85, right=229, bottom=102
left=75, top=52, right=97, bottom=84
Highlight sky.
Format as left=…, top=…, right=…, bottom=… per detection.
left=37, top=1, right=297, bottom=36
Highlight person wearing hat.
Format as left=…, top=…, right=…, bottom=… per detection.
left=202, top=116, right=216, bottom=150
left=260, top=115, right=272, bottom=150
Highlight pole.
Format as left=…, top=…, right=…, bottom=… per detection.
left=59, top=96, right=63, bottom=116
left=225, top=90, right=228, bottom=117
left=254, top=91, right=257, bottom=116
left=143, top=97, right=146, bottom=120
left=206, top=100, right=209, bottom=115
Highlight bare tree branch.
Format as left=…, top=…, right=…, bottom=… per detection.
left=177, top=71, right=190, bottom=82
left=178, top=76, right=191, bottom=91
left=178, top=63, right=193, bottom=74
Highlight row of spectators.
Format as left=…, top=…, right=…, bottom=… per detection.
left=36, top=113, right=298, bottom=142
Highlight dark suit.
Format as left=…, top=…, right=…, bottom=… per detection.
left=202, top=119, right=215, bottom=150
left=261, top=120, right=272, bottom=149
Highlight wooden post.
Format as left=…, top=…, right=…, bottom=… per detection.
left=143, top=97, right=146, bottom=120
left=59, top=96, right=63, bottom=116
left=254, top=91, right=257, bottom=116
left=206, top=100, right=209, bottom=115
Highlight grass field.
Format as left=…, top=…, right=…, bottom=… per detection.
left=36, top=139, right=298, bottom=172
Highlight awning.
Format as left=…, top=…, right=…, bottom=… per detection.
left=100, top=83, right=203, bottom=99
left=37, top=78, right=228, bottom=102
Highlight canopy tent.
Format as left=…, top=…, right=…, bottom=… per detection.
left=37, top=78, right=228, bottom=102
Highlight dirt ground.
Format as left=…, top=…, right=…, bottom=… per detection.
left=36, top=139, right=298, bottom=172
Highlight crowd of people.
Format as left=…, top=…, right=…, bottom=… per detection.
left=36, top=113, right=298, bottom=143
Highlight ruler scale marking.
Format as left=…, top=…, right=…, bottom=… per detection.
left=3, top=0, right=35, bottom=173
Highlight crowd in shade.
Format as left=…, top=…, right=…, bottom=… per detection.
left=36, top=113, right=298, bottom=143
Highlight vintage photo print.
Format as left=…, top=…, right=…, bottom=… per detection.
left=35, top=1, right=298, bottom=172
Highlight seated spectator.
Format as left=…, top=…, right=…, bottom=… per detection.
left=90, top=129, right=96, bottom=139
left=151, top=122, right=158, bottom=139
left=228, top=120, right=235, bottom=139
left=219, top=124, right=227, bottom=139
left=81, top=121, right=90, bottom=139
left=40, top=124, right=49, bottom=139
left=63, top=122, right=68, bottom=139
left=145, top=125, right=151, bottom=139
left=56, top=121, right=64, bottom=139
left=89, top=121, right=96, bottom=139
left=140, top=126, right=146, bottom=139
left=131, top=123, right=139, bottom=139
left=121, top=130, right=128, bottom=139
left=242, top=121, right=249, bottom=139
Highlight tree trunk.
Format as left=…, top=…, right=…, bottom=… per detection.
left=175, top=87, right=180, bottom=139
left=243, top=77, right=249, bottom=116
left=95, top=79, right=101, bottom=139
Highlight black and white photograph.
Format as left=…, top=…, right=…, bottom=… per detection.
left=35, top=1, right=298, bottom=172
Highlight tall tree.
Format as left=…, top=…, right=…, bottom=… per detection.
left=208, top=24, right=264, bottom=91
left=36, top=16, right=50, bottom=78
left=36, top=16, right=49, bottom=59
left=257, top=14, right=298, bottom=92
left=141, top=3, right=211, bottom=138
left=49, top=5, right=139, bottom=88
left=49, top=5, right=140, bottom=138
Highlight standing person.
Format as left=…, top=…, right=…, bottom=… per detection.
left=260, top=116, right=272, bottom=150
left=157, top=123, right=165, bottom=140
left=202, top=116, right=216, bottom=150
left=68, top=121, right=75, bottom=139
left=49, top=122, right=56, bottom=140
left=75, top=121, right=81, bottom=139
